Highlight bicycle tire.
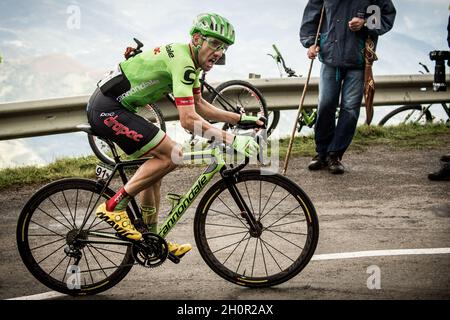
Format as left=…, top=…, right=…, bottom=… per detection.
left=267, top=110, right=280, bottom=137
left=88, top=104, right=166, bottom=165
left=205, top=80, right=270, bottom=135
left=378, top=104, right=433, bottom=126
left=17, top=178, right=134, bottom=296
left=194, top=170, right=319, bottom=288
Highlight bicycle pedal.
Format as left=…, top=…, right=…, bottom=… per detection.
left=167, top=252, right=180, bottom=264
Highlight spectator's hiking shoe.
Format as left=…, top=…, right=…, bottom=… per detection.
left=428, top=162, right=450, bottom=181
left=308, top=154, right=328, bottom=170
left=327, top=153, right=345, bottom=174
left=167, top=241, right=192, bottom=258
left=440, top=154, right=450, bottom=163
left=96, top=203, right=142, bottom=241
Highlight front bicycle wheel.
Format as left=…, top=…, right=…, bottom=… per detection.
left=88, top=104, right=166, bottom=165
left=16, top=178, right=134, bottom=296
left=206, top=80, right=270, bottom=135
left=194, top=170, right=319, bottom=288
left=378, top=104, right=433, bottom=126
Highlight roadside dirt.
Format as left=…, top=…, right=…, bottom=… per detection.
left=1, top=138, right=449, bottom=300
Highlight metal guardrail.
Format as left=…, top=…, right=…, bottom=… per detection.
left=0, top=74, right=449, bottom=140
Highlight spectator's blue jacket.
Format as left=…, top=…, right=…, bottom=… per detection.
left=300, top=0, right=396, bottom=68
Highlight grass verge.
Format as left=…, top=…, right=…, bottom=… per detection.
left=0, top=123, right=448, bottom=190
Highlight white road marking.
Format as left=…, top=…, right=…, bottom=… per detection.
left=311, top=247, right=450, bottom=261
left=8, top=247, right=450, bottom=300
left=7, top=291, right=66, bottom=300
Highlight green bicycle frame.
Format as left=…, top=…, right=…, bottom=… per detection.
left=157, top=146, right=226, bottom=238
left=81, top=145, right=228, bottom=245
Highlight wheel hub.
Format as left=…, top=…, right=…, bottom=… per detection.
left=66, top=229, right=88, bottom=249
left=249, top=221, right=264, bottom=238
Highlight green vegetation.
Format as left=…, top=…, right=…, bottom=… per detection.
left=0, top=123, right=448, bottom=190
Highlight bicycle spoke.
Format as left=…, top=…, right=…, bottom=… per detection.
left=259, top=192, right=291, bottom=222
left=48, top=196, right=75, bottom=230
left=30, top=219, right=66, bottom=238
left=90, top=225, right=115, bottom=232
left=243, top=181, right=255, bottom=216
left=265, top=229, right=304, bottom=250
left=258, top=180, right=262, bottom=221
left=251, top=238, right=258, bottom=277
left=259, top=238, right=268, bottom=277
left=260, top=239, right=283, bottom=272
left=267, top=219, right=306, bottom=229
left=48, top=253, right=69, bottom=277
left=74, top=189, right=79, bottom=227
left=36, top=207, right=72, bottom=231
left=85, top=245, right=108, bottom=278
left=82, top=248, right=94, bottom=285
left=260, top=237, right=295, bottom=263
left=62, top=256, right=73, bottom=284
left=205, top=222, right=248, bottom=229
left=30, top=237, right=65, bottom=252
left=79, top=190, right=100, bottom=231
left=207, top=230, right=249, bottom=241
left=221, top=233, right=251, bottom=265
left=87, top=243, right=126, bottom=257
left=217, top=197, right=249, bottom=229
left=61, top=190, right=76, bottom=227
left=263, top=204, right=302, bottom=229
left=212, top=232, right=250, bottom=255
left=36, top=242, right=66, bottom=264
left=209, top=207, right=244, bottom=221
left=236, top=237, right=251, bottom=275
left=260, top=184, right=277, bottom=217
left=28, top=233, right=66, bottom=237
left=87, top=214, right=103, bottom=231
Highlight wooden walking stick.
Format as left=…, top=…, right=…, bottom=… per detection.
left=282, top=6, right=325, bottom=175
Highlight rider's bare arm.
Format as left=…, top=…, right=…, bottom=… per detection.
left=193, top=93, right=240, bottom=124
left=178, top=103, right=235, bottom=145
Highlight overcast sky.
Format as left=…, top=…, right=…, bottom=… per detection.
left=0, top=0, right=449, bottom=168
left=1, top=0, right=449, bottom=85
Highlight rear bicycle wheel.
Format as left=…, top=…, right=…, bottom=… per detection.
left=194, top=170, right=319, bottom=287
left=88, top=104, right=166, bottom=165
left=16, top=178, right=134, bottom=296
left=378, top=104, right=433, bottom=126
left=206, top=80, right=270, bottom=135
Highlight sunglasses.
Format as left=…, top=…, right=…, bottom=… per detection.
left=201, top=36, right=229, bottom=53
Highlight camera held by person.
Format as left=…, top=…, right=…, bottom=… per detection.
left=429, top=50, right=450, bottom=92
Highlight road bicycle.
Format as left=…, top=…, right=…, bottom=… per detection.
left=88, top=38, right=270, bottom=166
left=268, top=44, right=321, bottom=134
left=378, top=62, right=450, bottom=126
left=17, top=122, right=319, bottom=296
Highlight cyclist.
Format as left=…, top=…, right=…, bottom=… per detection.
left=87, top=13, right=262, bottom=258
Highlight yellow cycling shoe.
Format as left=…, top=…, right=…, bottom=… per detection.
left=96, top=203, right=142, bottom=241
left=167, top=241, right=192, bottom=258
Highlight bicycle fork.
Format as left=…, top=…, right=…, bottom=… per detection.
left=221, top=172, right=263, bottom=237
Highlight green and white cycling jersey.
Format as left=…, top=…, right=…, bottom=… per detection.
left=117, top=43, right=202, bottom=112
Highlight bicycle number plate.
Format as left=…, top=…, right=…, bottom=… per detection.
left=95, top=164, right=113, bottom=180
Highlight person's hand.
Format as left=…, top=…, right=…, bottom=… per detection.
left=307, top=45, right=320, bottom=60
left=237, top=114, right=265, bottom=130
left=124, top=47, right=135, bottom=60
left=348, top=17, right=365, bottom=32
left=231, top=135, right=259, bottom=157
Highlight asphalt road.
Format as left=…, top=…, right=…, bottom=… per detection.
left=1, top=142, right=449, bottom=300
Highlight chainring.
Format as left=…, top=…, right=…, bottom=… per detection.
left=132, top=233, right=168, bottom=268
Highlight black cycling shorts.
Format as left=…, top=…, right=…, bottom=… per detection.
left=87, top=88, right=166, bottom=158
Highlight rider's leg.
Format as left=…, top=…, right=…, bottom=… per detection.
left=140, top=180, right=162, bottom=233
left=97, top=137, right=177, bottom=241
left=124, top=136, right=181, bottom=195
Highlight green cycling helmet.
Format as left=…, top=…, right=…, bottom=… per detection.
left=190, top=13, right=235, bottom=45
